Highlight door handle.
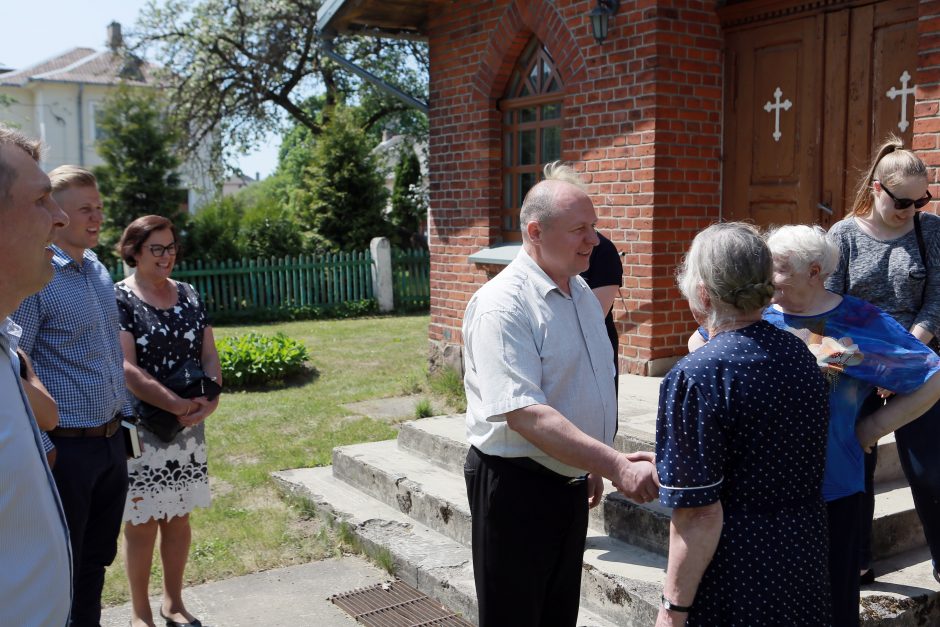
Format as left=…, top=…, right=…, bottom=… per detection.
left=817, top=202, right=833, bottom=215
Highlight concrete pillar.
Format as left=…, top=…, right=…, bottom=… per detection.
left=370, top=237, right=394, bottom=312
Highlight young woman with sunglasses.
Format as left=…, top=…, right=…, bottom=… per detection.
left=827, top=135, right=940, bottom=586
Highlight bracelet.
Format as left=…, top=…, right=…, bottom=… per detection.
left=661, top=594, right=693, bottom=613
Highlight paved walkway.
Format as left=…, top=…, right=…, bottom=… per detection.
left=101, top=374, right=664, bottom=627
left=101, top=557, right=389, bottom=627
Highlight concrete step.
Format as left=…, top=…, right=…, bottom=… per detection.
left=274, top=461, right=940, bottom=626
left=273, top=466, right=640, bottom=627
left=862, top=545, right=940, bottom=624
left=400, top=417, right=905, bottom=484
left=397, top=416, right=921, bottom=560
left=872, top=479, right=926, bottom=563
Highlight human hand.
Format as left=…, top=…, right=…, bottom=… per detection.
left=612, top=455, right=660, bottom=504
left=655, top=607, right=688, bottom=627
left=180, top=396, right=219, bottom=426
left=176, top=398, right=204, bottom=426
left=855, top=418, right=882, bottom=453
left=876, top=387, right=895, bottom=399
left=625, top=450, right=656, bottom=464
left=587, top=473, right=604, bottom=509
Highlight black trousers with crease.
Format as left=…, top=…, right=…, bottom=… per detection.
left=464, top=446, right=589, bottom=627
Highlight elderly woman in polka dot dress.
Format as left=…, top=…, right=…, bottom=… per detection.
left=656, top=223, right=831, bottom=626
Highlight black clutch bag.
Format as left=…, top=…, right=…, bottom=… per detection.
left=135, top=360, right=222, bottom=443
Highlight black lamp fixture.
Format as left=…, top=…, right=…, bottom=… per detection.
left=589, top=0, right=621, bottom=45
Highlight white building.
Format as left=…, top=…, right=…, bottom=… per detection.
left=0, top=22, right=211, bottom=211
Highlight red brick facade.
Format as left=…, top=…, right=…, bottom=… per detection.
left=919, top=0, right=940, bottom=178
left=426, top=0, right=932, bottom=375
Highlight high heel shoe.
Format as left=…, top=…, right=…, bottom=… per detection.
left=159, top=610, right=202, bottom=627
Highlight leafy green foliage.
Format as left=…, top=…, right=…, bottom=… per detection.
left=290, top=106, right=389, bottom=251
left=185, top=175, right=304, bottom=262
left=135, top=0, right=428, bottom=172
left=93, top=87, right=186, bottom=262
left=217, top=331, right=311, bottom=388
left=389, top=143, right=426, bottom=249
left=209, top=299, right=377, bottom=325
left=185, top=196, right=244, bottom=262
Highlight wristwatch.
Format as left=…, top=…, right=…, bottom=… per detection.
left=661, top=594, right=693, bottom=612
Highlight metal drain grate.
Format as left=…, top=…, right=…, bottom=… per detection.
left=330, top=579, right=473, bottom=626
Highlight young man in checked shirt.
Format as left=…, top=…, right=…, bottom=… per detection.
left=12, top=166, right=132, bottom=627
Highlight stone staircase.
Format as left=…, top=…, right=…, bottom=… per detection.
left=273, top=375, right=940, bottom=626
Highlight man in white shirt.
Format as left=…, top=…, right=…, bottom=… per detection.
left=462, top=162, right=658, bottom=626
left=0, top=124, right=72, bottom=625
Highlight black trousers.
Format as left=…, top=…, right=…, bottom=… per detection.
left=51, top=432, right=129, bottom=627
left=464, top=446, right=589, bottom=627
left=827, top=493, right=863, bottom=627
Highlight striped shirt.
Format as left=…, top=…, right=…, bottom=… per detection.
left=0, top=318, right=72, bottom=624
left=11, top=245, right=131, bottom=428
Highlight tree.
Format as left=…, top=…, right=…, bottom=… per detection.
left=291, top=106, right=388, bottom=251
left=93, top=87, right=186, bottom=261
left=389, top=143, right=427, bottom=249
left=134, top=0, right=428, bottom=170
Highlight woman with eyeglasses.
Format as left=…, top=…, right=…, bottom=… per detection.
left=826, top=135, right=940, bottom=587
left=115, top=215, right=221, bottom=627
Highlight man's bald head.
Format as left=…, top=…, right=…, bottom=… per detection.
left=519, top=162, right=589, bottom=240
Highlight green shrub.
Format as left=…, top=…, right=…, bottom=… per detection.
left=209, top=299, right=378, bottom=325
left=217, top=332, right=311, bottom=388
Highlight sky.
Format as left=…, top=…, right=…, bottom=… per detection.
left=0, top=0, right=280, bottom=179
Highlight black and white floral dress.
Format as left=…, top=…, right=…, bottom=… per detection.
left=116, top=281, right=211, bottom=524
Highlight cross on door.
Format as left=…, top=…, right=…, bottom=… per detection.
left=763, top=87, right=792, bottom=142
left=886, top=70, right=916, bottom=133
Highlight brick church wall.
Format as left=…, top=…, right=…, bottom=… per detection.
left=426, top=0, right=723, bottom=375
left=917, top=0, right=940, bottom=196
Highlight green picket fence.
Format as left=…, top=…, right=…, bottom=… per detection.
left=392, top=248, right=431, bottom=309
left=109, top=249, right=431, bottom=318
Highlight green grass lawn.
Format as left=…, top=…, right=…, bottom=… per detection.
left=103, top=314, right=441, bottom=605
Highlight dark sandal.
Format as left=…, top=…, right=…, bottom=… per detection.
left=160, top=610, right=202, bottom=627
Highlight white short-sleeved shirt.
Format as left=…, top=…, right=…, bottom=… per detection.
left=462, top=248, right=618, bottom=477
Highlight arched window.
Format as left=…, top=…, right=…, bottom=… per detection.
left=500, top=38, right=564, bottom=242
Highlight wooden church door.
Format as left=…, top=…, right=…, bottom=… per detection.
left=721, top=0, right=918, bottom=228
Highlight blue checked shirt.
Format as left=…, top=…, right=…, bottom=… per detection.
left=11, top=245, right=131, bottom=429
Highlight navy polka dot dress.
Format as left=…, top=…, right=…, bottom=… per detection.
left=657, top=321, right=831, bottom=625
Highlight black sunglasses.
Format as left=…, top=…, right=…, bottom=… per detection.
left=877, top=181, right=933, bottom=210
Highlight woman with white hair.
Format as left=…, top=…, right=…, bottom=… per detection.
left=656, top=222, right=831, bottom=626
left=763, top=224, right=940, bottom=626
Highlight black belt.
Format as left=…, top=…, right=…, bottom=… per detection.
left=50, top=415, right=122, bottom=438
left=472, top=446, right=587, bottom=485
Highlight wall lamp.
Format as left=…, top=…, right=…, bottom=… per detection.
left=589, top=0, right=621, bottom=44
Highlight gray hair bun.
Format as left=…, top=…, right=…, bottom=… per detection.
left=721, top=281, right=775, bottom=311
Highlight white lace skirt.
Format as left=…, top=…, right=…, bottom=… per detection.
left=123, top=422, right=211, bottom=524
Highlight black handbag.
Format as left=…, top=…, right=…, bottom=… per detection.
left=913, top=212, right=940, bottom=355
left=135, top=359, right=222, bottom=443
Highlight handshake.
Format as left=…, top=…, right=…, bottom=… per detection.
left=611, top=451, right=660, bottom=504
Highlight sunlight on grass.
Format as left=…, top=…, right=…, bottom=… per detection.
left=103, top=314, right=432, bottom=605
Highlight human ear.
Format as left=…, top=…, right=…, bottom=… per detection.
left=526, top=220, right=542, bottom=243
